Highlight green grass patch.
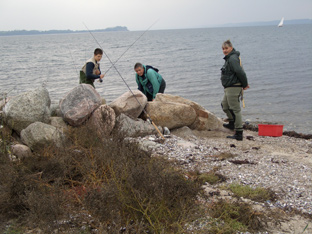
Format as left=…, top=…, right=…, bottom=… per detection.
left=228, top=183, right=277, bottom=202
left=186, top=168, right=227, bottom=185
left=198, top=172, right=227, bottom=185
left=207, top=200, right=265, bottom=233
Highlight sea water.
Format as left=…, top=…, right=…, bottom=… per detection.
left=0, top=25, right=311, bottom=134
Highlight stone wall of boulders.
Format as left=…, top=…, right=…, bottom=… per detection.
left=0, top=84, right=224, bottom=159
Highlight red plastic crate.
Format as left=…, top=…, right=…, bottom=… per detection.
left=258, top=124, right=283, bottom=137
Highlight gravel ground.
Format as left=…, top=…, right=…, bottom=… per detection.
left=135, top=127, right=312, bottom=233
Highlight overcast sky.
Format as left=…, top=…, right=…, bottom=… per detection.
left=1, top=0, right=311, bottom=31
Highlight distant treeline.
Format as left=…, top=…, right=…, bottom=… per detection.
left=0, top=26, right=129, bottom=36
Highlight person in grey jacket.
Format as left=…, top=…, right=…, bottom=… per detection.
left=220, top=40, right=249, bottom=141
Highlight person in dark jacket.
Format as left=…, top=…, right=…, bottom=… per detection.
left=220, top=40, right=249, bottom=141
left=134, top=63, right=166, bottom=101
left=80, top=48, right=104, bottom=88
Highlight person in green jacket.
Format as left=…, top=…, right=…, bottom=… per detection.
left=134, top=63, right=166, bottom=101
left=220, top=40, right=249, bottom=141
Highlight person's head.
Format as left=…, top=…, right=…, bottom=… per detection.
left=94, top=48, right=103, bottom=62
left=222, top=40, right=233, bottom=56
left=134, top=62, right=144, bottom=76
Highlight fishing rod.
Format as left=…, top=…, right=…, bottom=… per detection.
left=102, top=19, right=159, bottom=76
left=83, top=22, right=165, bottom=140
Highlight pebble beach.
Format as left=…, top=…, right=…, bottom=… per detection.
left=135, top=127, right=312, bottom=233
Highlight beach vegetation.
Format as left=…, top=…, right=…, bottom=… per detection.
left=227, top=183, right=277, bottom=202
left=0, top=124, right=202, bottom=233
left=206, top=200, right=265, bottom=233
left=187, top=167, right=227, bottom=185
left=0, top=122, right=297, bottom=234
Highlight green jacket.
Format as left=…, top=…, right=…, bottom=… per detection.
left=136, top=65, right=163, bottom=99
left=220, top=49, right=248, bottom=88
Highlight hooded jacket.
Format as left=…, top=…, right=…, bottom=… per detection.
left=135, top=64, right=163, bottom=99
left=220, top=49, right=248, bottom=88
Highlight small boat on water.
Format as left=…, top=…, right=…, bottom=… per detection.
left=278, top=17, right=284, bottom=27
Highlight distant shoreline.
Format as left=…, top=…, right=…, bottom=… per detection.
left=0, top=26, right=129, bottom=36
left=1, top=19, right=311, bottom=36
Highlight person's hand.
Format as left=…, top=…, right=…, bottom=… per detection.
left=95, top=69, right=101, bottom=75
left=100, top=74, right=104, bottom=79
left=243, top=85, right=250, bottom=90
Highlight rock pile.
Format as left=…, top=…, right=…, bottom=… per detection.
left=1, top=84, right=224, bottom=158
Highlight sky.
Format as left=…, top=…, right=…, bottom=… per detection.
left=0, top=0, right=311, bottom=31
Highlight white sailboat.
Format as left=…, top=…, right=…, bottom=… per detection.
left=278, top=17, right=284, bottom=27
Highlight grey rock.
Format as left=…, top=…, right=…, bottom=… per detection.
left=3, top=87, right=51, bottom=134
left=21, top=122, right=65, bottom=152
left=115, top=113, right=163, bottom=137
left=50, top=117, right=68, bottom=133
left=171, top=126, right=196, bottom=139
left=59, top=84, right=102, bottom=126
left=85, top=104, right=116, bottom=138
left=109, top=90, right=147, bottom=118
left=163, top=127, right=170, bottom=135
left=145, top=99, right=197, bottom=130
left=138, top=139, right=161, bottom=152
left=150, top=93, right=223, bottom=131
left=11, top=144, right=33, bottom=159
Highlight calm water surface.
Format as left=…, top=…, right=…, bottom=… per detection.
left=0, top=25, right=311, bottom=134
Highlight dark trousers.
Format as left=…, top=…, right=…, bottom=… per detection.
left=146, top=79, right=166, bottom=101
left=221, top=87, right=243, bottom=131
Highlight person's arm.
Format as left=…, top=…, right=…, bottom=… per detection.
left=86, top=62, right=101, bottom=80
left=229, top=56, right=248, bottom=88
left=97, top=64, right=104, bottom=82
left=147, top=70, right=160, bottom=99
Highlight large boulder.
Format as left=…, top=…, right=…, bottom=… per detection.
left=109, top=90, right=147, bottom=118
left=21, top=122, right=65, bottom=152
left=189, top=108, right=223, bottom=130
left=59, top=84, right=102, bottom=126
left=145, top=95, right=197, bottom=130
left=114, top=113, right=163, bottom=137
left=148, top=94, right=223, bottom=130
left=85, top=104, right=116, bottom=138
left=3, top=87, right=51, bottom=134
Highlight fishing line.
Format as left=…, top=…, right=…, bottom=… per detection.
left=83, top=22, right=165, bottom=139
left=103, top=19, right=159, bottom=75
left=66, top=45, right=79, bottom=77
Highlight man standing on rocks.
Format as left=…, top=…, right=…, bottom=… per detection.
left=220, top=40, right=249, bottom=141
left=80, top=48, right=105, bottom=88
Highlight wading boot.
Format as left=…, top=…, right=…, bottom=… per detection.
left=223, top=121, right=234, bottom=130
left=227, top=131, right=243, bottom=141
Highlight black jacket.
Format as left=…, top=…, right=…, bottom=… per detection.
left=220, top=49, right=248, bottom=88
